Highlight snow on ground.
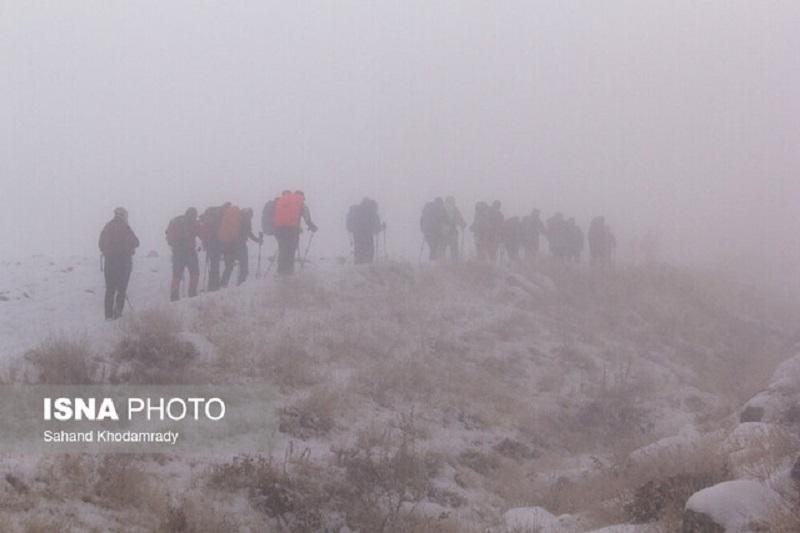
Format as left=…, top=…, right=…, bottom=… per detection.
left=0, top=254, right=797, bottom=531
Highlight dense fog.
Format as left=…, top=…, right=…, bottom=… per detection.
left=2, top=1, right=798, bottom=289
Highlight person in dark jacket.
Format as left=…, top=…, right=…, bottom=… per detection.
left=347, top=198, right=382, bottom=264
left=166, top=207, right=200, bottom=301
left=588, top=216, right=616, bottom=267
left=486, top=201, right=505, bottom=262
left=567, top=218, right=584, bottom=262
left=470, top=201, right=491, bottom=261
left=420, top=198, right=448, bottom=261
left=503, top=216, right=525, bottom=261
left=521, top=209, right=547, bottom=260
left=546, top=213, right=568, bottom=259
left=99, top=207, right=140, bottom=320
left=443, top=196, right=466, bottom=261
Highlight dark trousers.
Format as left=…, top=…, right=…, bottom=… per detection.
left=171, top=249, right=199, bottom=301
left=353, top=231, right=375, bottom=264
left=103, top=254, right=132, bottom=319
left=221, top=243, right=249, bottom=286
left=444, top=231, right=460, bottom=261
left=206, top=242, right=222, bottom=291
left=274, top=226, right=300, bottom=275
left=424, top=234, right=443, bottom=261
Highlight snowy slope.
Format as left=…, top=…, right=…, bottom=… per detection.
left=0, top=255, right=796, bottom=531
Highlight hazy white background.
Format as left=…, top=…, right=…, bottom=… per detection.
left=2, top=1, right=798, bottom=288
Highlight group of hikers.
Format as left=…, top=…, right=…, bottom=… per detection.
left=98, top=191, right=317, bottom=320
left=97, top=192, right=615, bottom=320
left=418, top=198, right=617, bottom=267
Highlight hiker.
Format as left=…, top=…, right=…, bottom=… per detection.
left=566, top=218, right=584, bottom=262
left=346, top=197, right=382, bottom=264
left=98, top=207, right=139, bottom=320
left=546, top=213, right=568, bottom=259
left=222, top=207, right=262, bottom=285
left=588, top=216, right=616, bottom=267
left=486, top=201, right=505, bottom=262
left=272, top=190, right=317, bottom=275
left=521, top=209, right=547, bottom=260
left=503, top=216, right=525, bottom=261
left=443, top=196, right=466, bottom=261
left=198, top=203, right=228, bottom=291
left=165, top=207, right=200, bottom=301
left=420, top=198, right=448, bottom=261
left=471, top=201, right=491, bottom=261
left=218, top=204, right=243, bottom=288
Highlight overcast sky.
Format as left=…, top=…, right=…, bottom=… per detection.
left=2, top=1, right=798, bottom=285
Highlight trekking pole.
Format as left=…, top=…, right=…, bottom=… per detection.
left=100, top=254, right=104, bottom=272
left=349, top=234, right=354, bottom=264
left=383, top=225, right=388, bottom=261
left=418, top=239, right=425, bottom=264
left=125, top=295, right=135, bottom=314
left=256, top=233, right=263, bottom=278
left=301, top=232, right=315, bottom=270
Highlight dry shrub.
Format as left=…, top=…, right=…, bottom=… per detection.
left=208, top=454, right=328, bottom=531
left=24, top=334, right=97, bottom=384
left=22, top=515, right=77, bottom=533
left=159, top=493, right=243, bottom=533
left=93, top=455, right=167, bottom=514
left=335, top=424, right=437, bottom=533
left=279, top=386, right=345, bottom=440
left=353, top=355, right=436, bottom=409
left=110, top=308, right=199, bottom=384
left=40, top=454, right=94, bottom=499
left=262, top=340, right=319, bottom=391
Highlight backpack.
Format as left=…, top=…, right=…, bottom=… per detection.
left=165, top=216, right=183, bottom=247
left=198, top=206, right=224, bottom=243
left=261, top=200, right=276, bottom=236
left=272, top=193, right=304, bottom=228
left=217, top=206, right=242, bottom=244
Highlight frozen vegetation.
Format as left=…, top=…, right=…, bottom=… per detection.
left=1, top=254, right=799, bottom=531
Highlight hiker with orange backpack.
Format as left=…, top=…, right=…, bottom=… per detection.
left=165, top=207, right=200, bottom=301
left=272, top=190, right=317, bottom=275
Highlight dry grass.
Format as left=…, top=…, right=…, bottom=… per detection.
left=24, top=334, right=98, bottom=385
left=109, top=308, right=200, bottom=384
left=278, top=386, right=345, bottom=440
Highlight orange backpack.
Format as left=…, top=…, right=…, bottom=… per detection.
left=272, top=193, right=304, bottom=228
left=217, top=206, right=242, bottom=243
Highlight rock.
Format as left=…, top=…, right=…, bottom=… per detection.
left=722, top=423, right=798, bottom=478
left=683, top=480, right=785, bottom=533
left=146, top=250, right=159, bottom=258
left=4, top=474, right=29, bottom=494
left=503, top=506, right=572, bottom=532
left=682, top=509, right=725, bottom=532
left=739, top=406, right=764, bottom=423
left=493, top=437, right=537, bottom=461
